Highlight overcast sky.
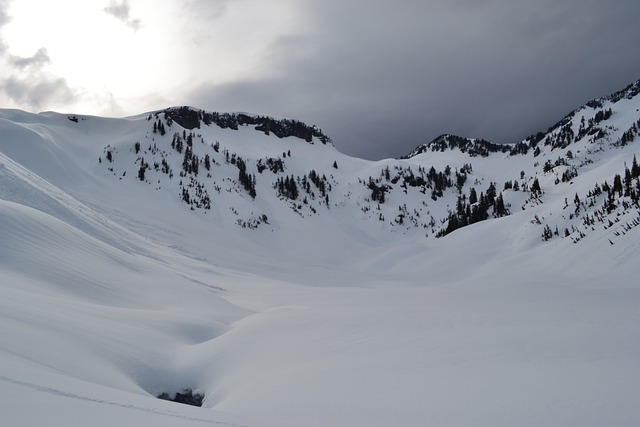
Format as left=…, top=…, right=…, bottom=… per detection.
left=1, top=0, right=640, bottom=159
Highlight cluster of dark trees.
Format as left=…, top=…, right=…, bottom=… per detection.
left=545, top=124, right=575, bottom=150
left=180, top=146, right=199, bottom=176
left=274, top=175, right=299, bottom=200
left=306, top=170, right=330, bottom=197
left=152, top=119, right=166, bottom=136
left=378, top=164, right=470, bottom=201
left=593, top=108, right=613, bottom=124
left=405, top=135, right=510, bottom=159
left=558, top=167, right=578, bottom=184
left=503, top=180, right=520, bottom=191
left=543, top=156, right=569, bottom=173
left=573, top=109, right=612, bottom=143
left=171, top=132, right=186, bottom=153
left=437, top=182, right=508, bottom=237
left=236, top=157, right=257, bottom=199
left=547, top=155, right=640, bottom=243
left=530, top=177, right=542, bottom=196
left=158, top=389, right=204, bottom=407
left=180, top=177, right=211, bottom=209
left=542, top=224, right=560, bottom=241
left=162, top=106, right=331, bottom=144
left=295, top=170, right=331, bottom=206
left=603, top=155, right=640, bottom=211
left=368, top=179, right=390, bottom=203
left=138, top=157, right=148, bottom=181
left=256, top=157, right=285, bottom=174
left=614, top=118, right=640, bottom=147
left=608, top=80, right=640, bottom=103
left=236, top=214, right=269, bottom=229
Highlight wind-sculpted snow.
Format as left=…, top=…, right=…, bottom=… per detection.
left=1, top=80, right=640, bottom=426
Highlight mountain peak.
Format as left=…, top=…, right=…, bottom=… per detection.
left=159, top=106, right=332, bottom=145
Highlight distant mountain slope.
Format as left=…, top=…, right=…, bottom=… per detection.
left=1, top=80, right=639, bottom=255
left=79, top=79, right=638, bottom=248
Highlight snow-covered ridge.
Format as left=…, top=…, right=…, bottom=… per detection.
left=2, top=79, right=640, bottom=244
left=404, top=79, right=640, bottom=159
left=88, top=78, right=640, bottom=244
left=160, top=106, right=332, bottom=144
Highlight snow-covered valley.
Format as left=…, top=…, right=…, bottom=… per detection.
left=2, top=81, right=640, bottom=426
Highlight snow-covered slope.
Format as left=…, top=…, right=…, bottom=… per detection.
left=1, top=81, right=640, bottom=426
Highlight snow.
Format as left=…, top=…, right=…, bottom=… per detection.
left=1, top=93, right=640, bottom=426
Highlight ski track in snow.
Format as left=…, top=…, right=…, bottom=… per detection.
left=0, top=375, right=252, bottom=427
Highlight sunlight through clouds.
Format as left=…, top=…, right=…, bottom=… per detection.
left=0, top=0, right=308, bottom=116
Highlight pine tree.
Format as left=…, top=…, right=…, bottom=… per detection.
left=631, top=155, right=640, bottom=179
left=138, top=158, right=146, bottom=181
left=624, top=167, right=632, bottom=197
left=613, top=174, right=623, bottom=197
left=469, top=187, right=478, bottom=205
left=494, top=193, right=507, bottom=217
left=183, top=147, right=191, bottom=173
left=531, top=178, right=541, bottom=195
left=250, top=174, right=257, bottom=199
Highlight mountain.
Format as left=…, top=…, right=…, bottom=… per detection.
left=1, top=80, right=640, bottom=427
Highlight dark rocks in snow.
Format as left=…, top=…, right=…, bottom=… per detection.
left=157, top=389, right=204, bottom=407
left=163, top=106, right=331, bottom=144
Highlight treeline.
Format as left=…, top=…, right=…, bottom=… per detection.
left=162, top=106, right=331, bottom=144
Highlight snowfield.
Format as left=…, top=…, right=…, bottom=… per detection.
left=2, top=83, right=640, bottom=426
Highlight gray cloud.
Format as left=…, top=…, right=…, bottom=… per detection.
left=188, top=0, right=640, bottom=159
left=10, top=47, right=50, bottom=69
left=0, top=4, right=74, bottom=112
left=2, top=76, right=74, bottom=111
left=104, top=0, right=141, bottom=31
left=0, top=0, right=10, bottom=54
left=1, top=48, right=74, bottom=111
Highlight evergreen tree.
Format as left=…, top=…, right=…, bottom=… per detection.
left=632, top=155, right=640, bottom=178
left=624, top=167, right=632, bottom=197
left=469, top=187, right=478, bottom=205
left=250, top=174, right=257, bottom=199
left=183, top=147, right=191, bottom=173
left=494, top=193, right=507, bottom=217
left=191, top=154, right=199, bottom=176
left=613, top=174, right=623, bottom=197
left=486, top=182, right=496, bottom=206
left=285, top=175, right=298, bottom=200
left=138, top=158, right=146, bottom=181
left=531, top=178, right=541, bottom=195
